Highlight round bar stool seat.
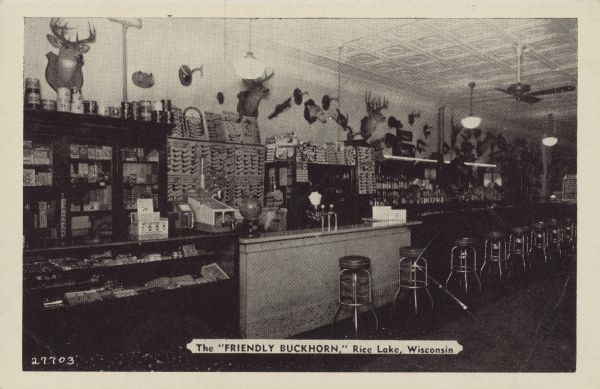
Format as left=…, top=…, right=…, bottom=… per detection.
left=548, top=218, right=560, bottom=228
left=455, top=237, right=478, bottom=247
left=394, top=247, right=433, bottom=314
left=481, top=230, right=510, bottom=281
left=487, top=230, right=507, bottom=240
left=339, top=255, right=371, bottom=270
left=512, top=226, right=527, bottom=235
left=332, top=256, right=378, bottom=337
left=446, top=237, right=482, bottom=294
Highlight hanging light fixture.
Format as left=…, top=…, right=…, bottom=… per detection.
left=542, top=113, right=558, bottom=147
left=234, top=19, right=265, bottom=79
left=461, top=82, right=482, bottom=129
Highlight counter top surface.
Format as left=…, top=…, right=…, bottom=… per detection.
left=239, top=220, right=421, bottom=244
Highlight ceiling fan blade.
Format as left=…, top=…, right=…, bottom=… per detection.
left=518, top=94, right=541, bottom=104
left=527, top=85, right=576, bottom=96
left=494, top=87, right=514, bottom=95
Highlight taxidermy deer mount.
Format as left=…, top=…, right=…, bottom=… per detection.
left=236, top=70, right=275, bottom=122
left=359, top=91, right=388, bottom=141
left=45, top=17, right=96, bottom=91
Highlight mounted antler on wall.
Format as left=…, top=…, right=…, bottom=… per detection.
left=236, top=69, right=275, bottom=122
left=45, top=17, right=96, bottom=91
left=359, top=91, right=388, bottom=141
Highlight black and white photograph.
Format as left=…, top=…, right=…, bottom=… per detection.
left=2, top=0, right=599, bottom=386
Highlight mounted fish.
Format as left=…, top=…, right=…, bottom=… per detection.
left=293, top=88, right=308, bottom=105
left=132, top=71, right=154, bottom=88
left=45, top=18, right=97, bottom=91
left=332, top=108, right=354, bottom=139
left=321, top=94, right=339, bottom=110
left=416, top=139, right=428, bottom=153
left=268, top=97, right=292, bottom=120
left=359, top=91, right=388, bottom=141
left=408, top=110, right=421, bottom=125
left=423, top=124, right=432, bottom=138
left=303, top=99, right=327, bottom=124
left=236, top=69, right=275, bottom=122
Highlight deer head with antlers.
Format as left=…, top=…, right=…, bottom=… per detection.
left=236, top=70, right=275, bottom=122
left=359, top=91, right=388, bottom=141
left=45, top=18, right=96, bottom=92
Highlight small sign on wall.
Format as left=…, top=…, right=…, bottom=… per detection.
left=397, top=130, right=413, bottom=143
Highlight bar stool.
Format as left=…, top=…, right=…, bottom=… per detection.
left=562, top=217, right=576, bottom=256
left=394, top=247, right=433, bottom=314
left=481, top=231, right=510, bottom=281
left=446, top=237, right=482, bottom=294
left=530, top=221, right=548, bottom=264
left=509, top=226, right=531, bottom=271
left=547, top=218, right=562, bottom=261
left=332, top=255, right=379, bottom=337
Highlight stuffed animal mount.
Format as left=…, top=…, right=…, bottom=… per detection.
left=359, top=91, right=389, bottom=141
left=132, top=71, right=154, bottom=88
left=303, top=99, right=327, bottom=124
left=45, top=17, right=97, bottom=92
left=236, top=69, right=275, bottom=121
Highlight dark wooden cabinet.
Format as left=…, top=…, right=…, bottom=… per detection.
left=23, top=110, right=171, bottom=247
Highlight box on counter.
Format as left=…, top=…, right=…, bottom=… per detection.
left=371, top=206, right=406, bottom=222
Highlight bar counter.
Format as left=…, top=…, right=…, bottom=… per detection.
left=238, top=220, right=421, bottom=338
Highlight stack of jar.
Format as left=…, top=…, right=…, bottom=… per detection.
left=129, top=100, right=174, bottom=123
left=23, top=78, right=174, bottom=124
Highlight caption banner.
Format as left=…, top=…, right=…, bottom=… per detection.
left=187, top=339, right=462, bottom=355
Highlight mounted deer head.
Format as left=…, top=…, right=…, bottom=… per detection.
left=236, top=69, right=275, bottom=122
left=359, top=91, right=388, bottom=141
left=45, top=18, right=96, bottom=91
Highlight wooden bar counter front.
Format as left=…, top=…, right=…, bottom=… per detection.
left=238, top=221, right=422, bottom=338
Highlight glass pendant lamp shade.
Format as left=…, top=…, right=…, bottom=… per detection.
left=542, top=135, right=558, bottom=147
left=462, top=82, right=481, bottom=129
left=542, top=114, right=558, bottom=147
left=461, top=116, right=482, bottom=129
left=234, top=20, right=265, bottom=80
left=234, top=51, right=265, bottom=79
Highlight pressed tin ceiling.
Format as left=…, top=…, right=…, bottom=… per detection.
left=221, top=18, right=577, bottom=130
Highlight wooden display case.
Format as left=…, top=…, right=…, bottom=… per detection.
left=22, top=232, right=239, bottom=360
left=23, top=109, right=171, bottom=247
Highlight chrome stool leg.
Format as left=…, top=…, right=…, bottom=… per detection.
left=364, top=269, right=378, bottom=331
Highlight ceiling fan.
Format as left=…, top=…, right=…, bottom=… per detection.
left=494, top=44, right=576, bottom=104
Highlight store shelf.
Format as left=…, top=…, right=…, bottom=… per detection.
left=123, top=160, right=159, bottom=164
left=24, top=109, right=173, bottom=135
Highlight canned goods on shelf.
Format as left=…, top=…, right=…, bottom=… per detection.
left=42, top=99, right=57, bottom=111
left=24, top=78, right=41, bottom=110
left=139, top=100, right=152, bottom=121
left=99, top=106, right=111, bottom=117
left=110, top=107, right=122, bottom=118
left=161, top=99, right=172, bottom=112
left=56, top=87, right=71, bottom=112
